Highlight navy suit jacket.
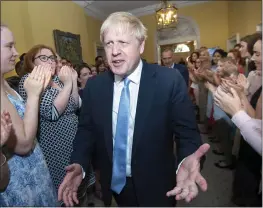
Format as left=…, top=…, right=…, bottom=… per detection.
left=173, top=63, right=189, bottom=87
left=71, top=62, right=202, bottom=206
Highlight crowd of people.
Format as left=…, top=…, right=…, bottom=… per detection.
left=181, top=32, right=262, bottom=206
left=0, top=11, right=262, bottom=207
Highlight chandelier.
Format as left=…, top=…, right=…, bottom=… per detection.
left=156, top=0, right=178, bottom=30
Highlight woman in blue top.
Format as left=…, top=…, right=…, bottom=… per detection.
left=0, top=23, right=58, bottom=206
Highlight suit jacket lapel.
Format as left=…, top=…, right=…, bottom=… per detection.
left=103, top=71, right=114, bottom=163
left=132, top=62, right=156, bottom=159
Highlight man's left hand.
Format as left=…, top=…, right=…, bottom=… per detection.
left=166, top=143, right=210, bottom=202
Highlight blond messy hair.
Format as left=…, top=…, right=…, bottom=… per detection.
left=100, top=12, right=147, bottom=43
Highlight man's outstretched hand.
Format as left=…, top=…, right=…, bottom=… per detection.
left=58, top=163, right=83, bottom=206
left=166, top=143, right=210, bottom=203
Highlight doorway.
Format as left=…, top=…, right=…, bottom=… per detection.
left=159, top=40, right=196, bottom=64
left=156, top=15, right=200, bottom=64
left=227, top=33, right=240, bottom=51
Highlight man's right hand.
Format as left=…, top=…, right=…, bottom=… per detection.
left=58, top=163, right=83, bottom=206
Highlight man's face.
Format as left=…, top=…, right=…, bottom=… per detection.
left=103, top=28, right=145, bottom=77
left=161, top=51, right=174, bottom=67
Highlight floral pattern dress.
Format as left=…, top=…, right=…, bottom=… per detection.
left=0, top=90, right=58, bottom=206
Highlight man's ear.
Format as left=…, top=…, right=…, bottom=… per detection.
left=139, top=40, right=145, bottom=55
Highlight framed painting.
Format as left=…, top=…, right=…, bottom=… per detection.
left=53, top=29, right=83, bottom=65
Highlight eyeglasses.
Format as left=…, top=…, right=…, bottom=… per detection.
left=34, top=55, right=57, bottom=62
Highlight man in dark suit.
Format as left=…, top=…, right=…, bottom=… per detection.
left=161, top=48, right=189, bottom=86
left=58, top=12, right=209, bottom=207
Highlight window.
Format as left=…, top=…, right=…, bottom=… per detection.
left=174, top=44, right=190, bottom=53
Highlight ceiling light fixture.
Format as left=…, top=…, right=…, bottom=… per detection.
left=156, top=0, right=178, bottom=31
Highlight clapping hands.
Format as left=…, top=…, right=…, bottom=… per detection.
left=58, top=66, right=73, bottom=87
left=1, top=111, right=12, bottom=147
left=24, top=65, right=52, bottom=97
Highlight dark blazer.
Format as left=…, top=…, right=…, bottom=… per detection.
left=71, top=62, right=202, bottom=206
left=173, top=63, right=189, bottom=87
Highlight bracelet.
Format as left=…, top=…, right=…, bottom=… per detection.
left=0, top=153, right=7, bottom=167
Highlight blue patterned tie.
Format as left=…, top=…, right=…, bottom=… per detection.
left=111, top=78, right=131, bottom=194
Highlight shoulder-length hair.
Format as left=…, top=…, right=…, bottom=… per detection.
left=21, top=44, right=57, bottom=77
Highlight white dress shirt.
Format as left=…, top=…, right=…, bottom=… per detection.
left=112, top=60, right=142, bottom=176
left=232, top=110, right=262, bottom=155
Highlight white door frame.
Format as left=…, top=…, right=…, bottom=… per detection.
left=227, top=33, right=240, bottom=51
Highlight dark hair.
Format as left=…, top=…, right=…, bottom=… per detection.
left=212, top=49, right=227, bottom=65
left=95, top=56, right=103, bottom=62
left=213, top=49, right=227, bottom=58
left=15, top=53, right=26, bottom=77
left=200, top=46, right=207, bottom=50
left=95, top=61, right=106, bottom=74
left=75, top=63, right=91, bottom=78
left=75, top=63, right=92, bottom=87
left=241, top=32, right=262, bottom=56
left=20, top=53, right=26, bottom=61
left=234, top=43, right=241, bottom=48
left=189, top=52, right=199, bottom=63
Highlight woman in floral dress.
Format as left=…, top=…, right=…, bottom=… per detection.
left=0, top=24, right=58, bottom=206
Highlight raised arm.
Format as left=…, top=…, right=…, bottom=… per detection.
left=52, top=66, right=73, bottom=116
left=232, top=111, right=262, bottom=155
left=19, top=66, right=73, bottom=122
left=71, top=68, right=80, bottom=107
left=5, top=66, right=50, bottom=154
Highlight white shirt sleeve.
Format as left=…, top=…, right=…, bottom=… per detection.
left=81, top=166, right=86, bottom=179
left=232, top=110, right=262, bottom=155
left=79, top=96, right=82, bottom=108
left=176, top=158, right=186, bottom=174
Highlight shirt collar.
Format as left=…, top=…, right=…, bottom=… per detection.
left=171, top=63, right=174, bottom=68
left=114, top=59, right=143, bottom=85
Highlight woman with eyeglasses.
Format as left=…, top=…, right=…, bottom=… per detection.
left=18, top=45, right=81, bottom=205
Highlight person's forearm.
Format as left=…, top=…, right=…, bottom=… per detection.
left=53, top=84, right=72, bottom=115
left=6, top=95, right=40, bottom=154
left=232, top=111, right=262, bottom=155
left=71, top=80, right=79, bottom=107
left=1, top=93, right=38, bottom=155
left=241, top=93, right=256, bottom=118
left=21, top=95, right=40, bottom=151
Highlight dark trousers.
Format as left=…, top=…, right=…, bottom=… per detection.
left=113, top=177, right=139, bottom=207
left=214, top=118, right=233, bottom=164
